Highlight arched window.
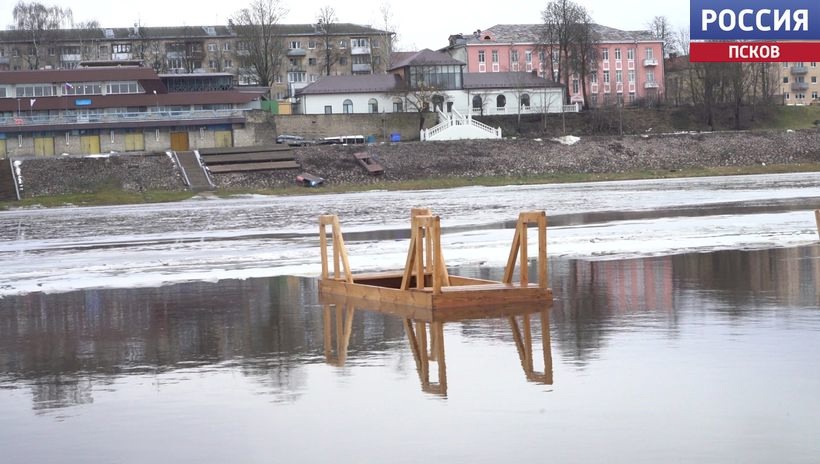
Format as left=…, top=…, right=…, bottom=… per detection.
left=392, top=97, right=403, bottom=112
left=343, top=99, right=353, bottom=114
left=368, top=98, right=378, bottom=113
left=432, top=95, right=444, bottom=112
left=472, top=95, right=482, bottom=109
left=520, top=93, right=530, bottom=108
left=496, top=95, right=506, bottom=109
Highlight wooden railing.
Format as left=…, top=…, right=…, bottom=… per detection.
left=503, top=211, right=548, bottom=288
left=319, top=214, right=353, bottom=283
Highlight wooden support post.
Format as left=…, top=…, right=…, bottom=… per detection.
left=322, top=304, right=333, bottom=361
left=432, top=216, right=442, bottom=295
left=816, top=210, right=820, bottom=240
left=522, top=313, right=533, bottom=372
left=503, top=228, right=521, bottom=284
left=416, top=321, right=429, bottom=381
left=319, top=215, right=333, bottom=280
left=540, top=308, right=553, bottom=385
left=415, top=220, right=425, bottom=289
left=319, top=215, right=353, bottom=283
left=432, top=321, right=447, bottom=394
left=520, top=216, right=529, bottom=286
left=539, top=214, right=548, bottom=289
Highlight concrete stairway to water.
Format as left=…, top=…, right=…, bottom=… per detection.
left=0, top=158, right=18, bottom=201
left=174, top=151, right=214, bottom=191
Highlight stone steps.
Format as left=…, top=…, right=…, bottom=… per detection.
left=0, top=158, right=18, bottom=201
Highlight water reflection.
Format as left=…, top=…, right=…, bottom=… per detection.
left=0, top=244, right=818, bottom=412
left=320, top=301, right=553, bottom=397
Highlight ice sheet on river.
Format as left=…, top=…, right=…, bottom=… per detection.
left=1, top=172, right=819, bottom=296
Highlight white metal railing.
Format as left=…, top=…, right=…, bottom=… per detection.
left=0, top=109, right=248, bottom=128
left=643, top=58, right=658, bottom=66
left=562, top=103, right=580, bottom=112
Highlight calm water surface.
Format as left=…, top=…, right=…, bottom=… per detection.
left=1, top=246, right=819, bottom=463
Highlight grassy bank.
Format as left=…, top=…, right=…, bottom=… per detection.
left=3, top=163, right=818, bottom=210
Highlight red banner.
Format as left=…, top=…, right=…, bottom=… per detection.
left=690, top=41, right=820, bottom=62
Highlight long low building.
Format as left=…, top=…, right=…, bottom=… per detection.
left=296, top=49, right=567, bottom=117
left=0, top=65, right=266, bottom=156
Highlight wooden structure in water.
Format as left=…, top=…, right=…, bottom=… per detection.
left=318, top=208, right=552, bottom=317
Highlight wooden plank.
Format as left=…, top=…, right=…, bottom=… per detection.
left=198, top=146, right=291, bottom=155
left=206, top=161, right=300, bottom=172
left=520, top=217, right=528, bottom=286
left=201, top=152, right=296, bottom=163
left=539, top=214, right=548, bottom=289
left=319, top=221, right=329, bottom=279
left=503, top=227, right=520, bottom=283
left=353, top=152, right=384, bottom=174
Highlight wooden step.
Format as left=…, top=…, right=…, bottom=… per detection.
left=198, top=146, right=291, bottom=155
left=201, top=152, right=296, bottom=164
left=207, top=160, right=300, bottom=173
left=0, top=159, right=17, bottom=201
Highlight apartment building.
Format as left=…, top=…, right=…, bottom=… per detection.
left=443, top=24, right=664, bottom=106
left=0, top=23, right=393, bottom=99
left=780, top=62, right=819, bottom=105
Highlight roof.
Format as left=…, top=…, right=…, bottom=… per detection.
left=463, top=72, right=564, bottom=89
left=0, top=23, right=390, bottom=42
left=0, top=67, right=160, bottom=85
left=297, top=74, right=403, bottom=95
left=388, top=49, right=464, bottom=70
left=449, top=23, right=658, bottom=46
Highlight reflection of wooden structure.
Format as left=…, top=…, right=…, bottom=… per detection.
left=318, top=209, right=552, bottom=316
left=320, top=296, right=553, bottom=397
left=815, top=209, right=820, bottom=240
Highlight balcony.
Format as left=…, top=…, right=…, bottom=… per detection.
left=352, top=63, right=372, bottom=73
left=643, top=58, right=658, bottom=66
left=111, top=53, right=132, bottom=61
left=351, top=45, right=371, bottom=55
left=791, top=82, right=809, bottom=91
left=287, top=48, right=306, bottom=57
left=644, top=81, right=659, bottom=89
left=791, top=66, right=808, bottom=75
left=61, top=54, right=81, bottom=62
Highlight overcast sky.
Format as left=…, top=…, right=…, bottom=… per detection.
left=0, top=0, right=690, bottom=50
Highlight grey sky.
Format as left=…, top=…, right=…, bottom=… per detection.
left=0, top=0, right=690, bottom=50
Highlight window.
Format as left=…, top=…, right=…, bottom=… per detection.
left=393, top=98, right=403, bottom=112
left=602, top=48, right=609, bottom=60
left=603, top=70, right=610, bottom=83
left=645, top=48, right=654, bottom=60
left=783, top=77, right=789, bottom=83
left=496, top=94, right=506, bottom=108
left=343, top=99, right=353, bottom=113
left=525, top=50, right=532, bottom=63
left=208, top=43, right=217, bottom=52
left=478, top=50, right=485, bottom=63
left=288, top=72, right=305, bottom=82
left=374, top=56, right=381, bottom=65
left=812, top=62, right=817, bottom=67
left=368, top=98, right=378, bottom=113
left=784, top=92, right=790, bottom=100
left=646, top=70, right=655, bottom=82
left=223, top=42, right=231, bottom=51
left=511, top=50, right=519, bottom=62
left=492, top=50, right=498, bottom=63
left=224, top=59, right=232, bottom=68
left=616, top=71, right=622, bottom=83
left=615, top=48, right=621, bottom=60
left=351, top=38, right=368, bottom=48
left=339, top=57, right=347, bottom=65
left=308, top=40, right=316, bottom=49
left=309, top=57, right=317, bottom=66
left=627, top=48, right=635, bottom=60
left=812, top=91, right=818, bottom=99
left=112, top=44, right=131, bottom=54
left=465, top=96, right=481, bottom=113
left=520, top=94, right=530, bottom=108
left=324, top=105, right=332, bottom=114
left=106, top=81, right=141, bottom=94
left=289, top=41, right=300, bottom=49
left=572, top=79, right=579, bottom=93
left=628, top=70, right=635, bottom=82
left=629, top=92, right=636, bottom=103
left=812, top=76, right=817, bottom=83
left=48, top=47, right=56, bottom=56
left=339, top=40, right=346, bottom=49
left=538, top=51, right=546, bottom=62
left=16, top=84, right=58, bottom=97
left=209, top=60, right=218, bottom=68
left=590, top=73, right=597, bottom=83
left=310, top=74, right=317, bottom=82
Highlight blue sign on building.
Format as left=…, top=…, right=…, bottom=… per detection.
left=75, top=99, right=92, bottom=106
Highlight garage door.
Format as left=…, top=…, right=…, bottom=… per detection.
left=214, top=130, right=233, bottom=148
left=170, top=132, right=189, bottom=151
left=80, top=135, right=101, bottom=154
left=0, top=139, right=6, bottom=157
left=124, top=133, right=145, bottom=152
left=34, top=137, right=55, bottom=156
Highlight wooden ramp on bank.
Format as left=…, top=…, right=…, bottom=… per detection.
left=318, top=208, right=552, bottom=318
left=198, top=146, right=300, bottom=173
left=353, top=152, right=384, bottom=175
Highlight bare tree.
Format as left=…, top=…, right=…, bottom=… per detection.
left=373, top=2, right=397, bottom=73
left=395, top=66, right=440, bottom=131
left=316, top=5, right=343, bottom=76
left=647, top=16, right=672, bottom=58
left=231, top=0, right=288, bottom=87
left=12, top=1, right=73, bottom=69
left=540, top=0, right=595, bottom=105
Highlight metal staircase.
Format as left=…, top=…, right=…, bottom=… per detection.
left=172, top=151, right=215, bottom=191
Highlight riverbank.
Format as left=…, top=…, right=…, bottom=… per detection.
left=3, top=128, right=819, bottom=209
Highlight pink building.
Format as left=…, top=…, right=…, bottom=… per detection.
left=444, top=24, right=664, bottom=106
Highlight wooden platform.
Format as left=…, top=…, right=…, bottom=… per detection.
left=318, top=210, right=552, bottom=318
left=353, top=152, right=384, bottom=175
left=199, top=146, right=300, bottom=173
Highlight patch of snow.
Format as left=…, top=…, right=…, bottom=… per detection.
left=84, top=154, right=110, bottom=159
left=552, top=135, right=580, bottom=145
